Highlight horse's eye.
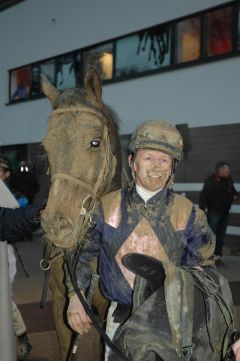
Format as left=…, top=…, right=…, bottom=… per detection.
left=90, top=138, right=101, bottom=148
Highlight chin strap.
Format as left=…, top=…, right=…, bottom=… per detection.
left=166, top=158, right=178, bottom=189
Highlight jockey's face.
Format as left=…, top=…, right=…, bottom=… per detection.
left=130, top=149, right=172, bottom=191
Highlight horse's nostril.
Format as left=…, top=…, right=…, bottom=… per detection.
left=57, top=216, right=72, bottom=231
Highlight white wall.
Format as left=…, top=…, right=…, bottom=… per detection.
left=103, top=58, right=240, bottom=135
left=0, top=0, right=238, bottom=145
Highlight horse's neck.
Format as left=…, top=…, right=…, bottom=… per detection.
left=108, top=169, right=122, bottom=192
left=108, top=163, right=131, bottom=192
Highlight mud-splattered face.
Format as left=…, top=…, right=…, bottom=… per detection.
left=132, top=149, right=172, bottom=191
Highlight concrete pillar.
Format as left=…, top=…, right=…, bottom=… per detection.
left=0, top=241, right=16, bottom=361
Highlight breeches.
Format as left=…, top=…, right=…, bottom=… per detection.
left=12, top=301, right=26, bottom=336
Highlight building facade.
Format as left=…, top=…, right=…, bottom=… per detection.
left=0, top=0, right=239, bottom=246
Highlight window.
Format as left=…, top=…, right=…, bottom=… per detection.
left=0, top=0, right=25, bottom=12
left=30, top=65, right=41, bottom=97
left=73, top=51, right=82, bottom=87
left=7, top=2, right=240, bottom=104
left=205, top=6, right=233, bottom=56
left=175, top=17, right=201, bottom=63
left=116, top=25, right=171, bottom=78
left=56, top=54, right=78, bottom=90
left=10, top=67, right=30, bottom=101
left=83, top=43, right=113, bottom=80
left=40, top=59, right=56, bottom=85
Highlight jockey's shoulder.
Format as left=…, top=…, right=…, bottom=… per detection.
left=169, top=190, right=193, bottom=209
left=101, top=188, right=122, bottom=204
left=167, top=191, right=194, bottom=231
left=100, top=188, right=121, bottom=206
left=100, top=189, right=122, bottom=227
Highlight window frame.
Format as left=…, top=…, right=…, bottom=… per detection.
left=7, top=0, right=240, bottom=105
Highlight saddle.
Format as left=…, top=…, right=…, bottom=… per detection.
left=119, top=253, right=237, bottom=361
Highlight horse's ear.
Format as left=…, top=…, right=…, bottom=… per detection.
left=41, top=74, right=60, bottom=107
left=84, top=67, right=102, bottom=104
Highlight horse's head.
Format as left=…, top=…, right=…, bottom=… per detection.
left=41, top=67, right=122, bottom=249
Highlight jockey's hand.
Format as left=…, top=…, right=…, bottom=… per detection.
left=67, top=292, right=92, bottom=335
left=233, top=338, right=240, bottom=361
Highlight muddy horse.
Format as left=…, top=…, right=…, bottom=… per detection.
left=41, top=67, right=122, bottom=360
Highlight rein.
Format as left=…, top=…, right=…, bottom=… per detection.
left=66, top=250, right=130, bottom=361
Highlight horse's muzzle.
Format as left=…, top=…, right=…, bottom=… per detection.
left=41, top=209, right=78, bottom=249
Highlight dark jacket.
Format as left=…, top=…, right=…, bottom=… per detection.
left=71, top=186, right=215, bottom=305
left=0, top=205, right=41, bottom=241
left=199, top=174, right=239, bottom=214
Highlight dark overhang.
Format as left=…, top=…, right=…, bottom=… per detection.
left=0, top=0, right=24, bottom=12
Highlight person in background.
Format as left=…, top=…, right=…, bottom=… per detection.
left=0, top=155, right=36, bottom=360
left=199, top=162, right=239, bottom=267
left=0, top=204, right=42, bottom=241
left=0, top=202, right=44, bottom=360
left=0, top=154, right=13, bottom=187
left=11, top=80, right=29, bottom=101
left=9, top=161, right=40, bottom=207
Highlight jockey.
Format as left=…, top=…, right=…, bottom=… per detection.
left=67, top=119, right=240, bottom=360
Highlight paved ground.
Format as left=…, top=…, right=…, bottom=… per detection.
left=11, top=230, right=240, bottom=361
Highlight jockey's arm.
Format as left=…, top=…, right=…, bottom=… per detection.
left=182, top=206, right=215, bottom=268
left=66, top=214, right=102, bottom=334
left=67, top=291, right=92, bottom=334
left=67, top=257, right=101, bottom=334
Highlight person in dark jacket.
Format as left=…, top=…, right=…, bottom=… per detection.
left=199, top=162, right=239, bottom=265
left=0, top=204, right=41, bottom=241
left=0, top=154, right=13, bottom=188
left=0, top=156, right=42, bottom=359
left=0, top=204, right=42, bottom=359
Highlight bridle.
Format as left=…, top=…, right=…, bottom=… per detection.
left=49, top=105, right=117, bottom=247
left=44, top=105, right=130, bottom=361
